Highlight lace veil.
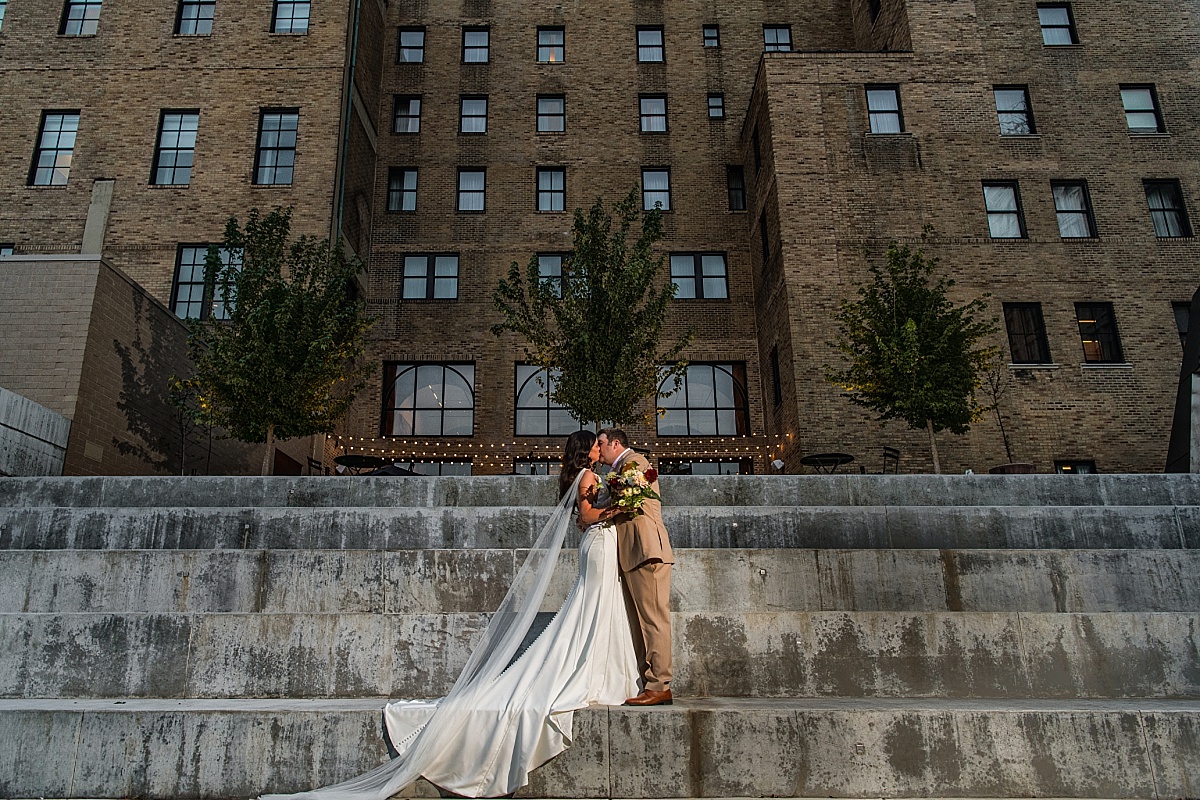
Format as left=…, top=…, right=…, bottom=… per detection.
left=262, top=469, right=586, bottom=800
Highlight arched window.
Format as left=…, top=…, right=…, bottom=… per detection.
left=515, top=365, right=588, bottom=436
left=657, top=362, right=749, bottom=436
left=383, top=363, right=475, bottom=436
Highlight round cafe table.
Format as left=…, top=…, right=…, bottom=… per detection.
left=333, top=454, right=389, bottom=474
left=799, top=452, right=855, bottom=474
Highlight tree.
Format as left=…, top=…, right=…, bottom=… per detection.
left=492, top=189, right=691, bottom=426
left=827, top=237, right=998, bottom=473
left=167, top=375, right=222, bottom=476
left=189, top=207, right=376, bottom=475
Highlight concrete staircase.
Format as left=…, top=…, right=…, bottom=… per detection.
left=0, top=474, right=1197, bottom=798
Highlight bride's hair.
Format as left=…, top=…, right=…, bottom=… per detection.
left=558, top=430, right=597, bottom=499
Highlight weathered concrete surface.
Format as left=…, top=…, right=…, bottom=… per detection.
left=0, top=698, right=1197, bottom=799
left=3, top=611, right=1197, bottom=700
left=3, top=473, right=1199, bottom=509
left=0, top=504, right=1193, bottom=551
left=0, top=387, right=70, bottom=477
left=6, top=549, right=1200, bottom=615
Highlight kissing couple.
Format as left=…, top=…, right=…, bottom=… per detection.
left=264, top=428, right=674, bottom=800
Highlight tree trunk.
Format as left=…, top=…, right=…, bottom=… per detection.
left=261, top=424, right=275, bottom=476
left=926, top=418, right=942, bottom=474
left=994, top=406, right=1014, bottom=463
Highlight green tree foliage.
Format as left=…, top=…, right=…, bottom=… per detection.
left=827, top=238, right=997, bottom=473
left=492, top=189, right=691, bottom=426
left=189, top=207, right=376, bottom=474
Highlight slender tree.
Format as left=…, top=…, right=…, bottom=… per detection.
left=827, top=238, right=997, bottom=473
left=189, top=207, right=376, bottom=475
left=492, top=189, right=692, bottom=426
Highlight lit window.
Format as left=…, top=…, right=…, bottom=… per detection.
left=270, top=0, right=309, bottom=34
left=1121, top=85, right=1165, bottom=133
left=398, top=28, right=425, bottom=63
left=642, top=168, right=670, bottom=211
left=176, top=0, right=213, bottom=35
left=1075, top=302, right=1124, bottom=363
left=537, top=95, right=565, bottom=132
left=726, top=166, right=746, bottom=211
left=537, top=167, right=565, bottom=212
left=537, top=27, right=564, bottom=62
left=254, top=110, right=298, bottom=186
left=463, top=27, right=489, bottom=63
left=515, top=366, right=589, bottom=436
left=1037, top=4, right=1077, bottom=45
left=637, top=27, right=664, bottom=62
left=383, top=363, right=475, bottom=436
left=393, top=96, right=421, bottom=133
left=1143, top=180, right=1192, bottom=238
left=983, top=182, right=1026, bottom=238
left=657, top=363, right=750, bottom=436
left=1052, top=181, right=1096, bottom=238
left=171, top=245, right=241, bottom=321
left=29, top=111, right=79, bottom=186
left=994, top=86, right=1035, bottom=135
left=639, top=95, right=667, bottom=132
left=1002, top=302, right=1052, bottom=364
left=460, top=96, right=487, bottom=133
left=387, top=167, right=417, bottom=212
left=402, top=254, right=459, bottom=300
left=60, top=0, right=101, bottom=35
left=708, top=93, right=725, bottom=119
left=703, top=24, right=720, bottom=47
left=866, top=85, right=903, bottom=133
left=151, top=111, right=199, bottom=186
left=457, top=169, right=485, bottom=212
left=670, top=253, right=728, bottom=299
left=763, top=25, right=791, bottom=51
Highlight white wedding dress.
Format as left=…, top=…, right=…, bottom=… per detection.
left=264, top=470, right=639, bottom=800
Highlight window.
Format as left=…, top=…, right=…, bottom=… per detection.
left=537, top=95, right=565, bottom=132
left=537, top=167, right=564, bottom=212
left=983, top=182, right=1026, bottom=238
left=726, top=166, right=746, bottom=211
left=460, top=96, right=487, bottom=133
left=515, top=366, right=589, bottom=436
left=270, top=0, right=309, bottom=34
left=176, top=0, right=213, bottom=35
left=383, top=363, right=475, bottom=436
left=1003, top=302, right=1052, bottom=364
left=670, top=253, right=728, bottom=299
left=639, top=95, right=667, bottom=132
left=458, top=169, right=485, bottom=212
left=1144, top=180, right=1192, bottom=238
left=515, top=460, right=560, bottom=476
left=0, top=245, right=13, bottom=257
left=642, top=168, right=670, bottom=211
left=60, top=0, right=101, bottom=35
left=151, top=111, right=199, bottom=186
left=866, top=85, right=903, bottom=133
left=1052, top=181, right=1096, bottom=238
left=391, top=460, right=472, bottom=476
left=637, top=27, right=664, bottom=62
left=763, top=25, right=791, bottom=51
left=254, top=110, right=298, bottom=185
left=29, top=111, right=79, bottom=186
left=1121, top=85, right=1165, bottom=133
left=171, top=245, right=241, bottom=321
left=660, top=459, right=752, bottom=475
left=1173, top=301, right=1190, bottom=350
left=1055, top=460, right=1095, bottom=474
left=537, top=253, right=567, bottom=296
left=1075, top=302, right=1124, bottom=363
left=537, top=27, right=563, bottom=62
left=994, top=86, right=1035, bottom=135
left=1037, top=4, right=1077, bottom=45
left=398, top=28, right=425, bottom=63
left=402, top=254, right=459, bottom=299
left=657, top=363, right=749, bottom=436
left=769, top=346, right=782, bottom=406
left=708, top=94, right=725, bottom=119
left=393, top=96, right=421, bottom=133
left=703, top=25, right=720, bottom=47
left=462, top=27, right=489, bottom=63
left=0, top=1, right=7, bottom=31
left=387, top=167, right=417, bottom=212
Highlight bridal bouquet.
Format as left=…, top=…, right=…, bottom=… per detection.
left=605, top=461, right=661, bottom=516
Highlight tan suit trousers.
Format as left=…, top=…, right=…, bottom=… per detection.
left=621, top=559, right=673, bottom=692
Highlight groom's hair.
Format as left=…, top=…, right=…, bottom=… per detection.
left=599, top=428, right=630, bottom=447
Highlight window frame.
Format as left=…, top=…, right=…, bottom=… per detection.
left=393, top=95, right=421, bottom=134
left=656, top=362, right=751, bottom=437
left=708, top=93, right=725, bottom=119
left=0, top=1, right=8, bottom=32
left=459, top=95, right=488, bottom=134
left=1055, top=460, right=1096, bottom=474
left=537, top=26, right=564, bottom=63
left=726, top=166, right=746, bottom=211
left=398, top=27, right=426, bottom=63
left=703, top=24, right=720, bottom=48
left=253, top=108, right=299, bottom=186
left=1037, top=3, right=1078, bottom=45
left=386, top=166, right=417, bottom=213
left=1074, top=302, right=1125, bottom=364
left=993, top=85, right=1036, bottom=136
left=865, top=84, right=904, bottom=134
left=762, top=24, right=792, bottom=52
left=270, top=0, right=310, bottom=35
left=669, top=252, right=729, bottom=300
left=514, top=364, right=590, bottom=437
left=175, top=0, right=214, bottom=35
left=28, top=110, right=80, bottom=187
left=170, top=244, right=241, bottom=321
left=536, top=166, right=565, bottom=213
left=151, top=110, right=200, bottom=187
left=637, top=26, right=664, bottom=62
left=536, top=253, right=569, bottom=297
left=1051, top=180, right=1097, bottom=239
left=1143, top=179, right=1193, bottom=238
left=639, top=94, right=668, bottom=133
left=1121, top=84, right=1165, bottom=134
left=1002, top=302, right=1053, bottom=364
left=641, top=167, right=671, bottom=211
left=982, top=181, right=1027, bottom=239
left=457, top=168, right=486, bottom=213
left=401, top=253, right=460, bottom=300
left=60, top=0, right=102, bottom=36
left=462, top=26, right=489, bottom=63
left=536, top=95, right=565, bottom=133
left=381, top=362, right=476, bottom=438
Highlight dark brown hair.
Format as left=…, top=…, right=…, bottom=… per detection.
left=558, top=430, right=597, bottom=499
left=599, top=427, right=630, bottom=448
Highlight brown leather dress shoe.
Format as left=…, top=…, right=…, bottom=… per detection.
left=625, top=688, right=673, bottom=706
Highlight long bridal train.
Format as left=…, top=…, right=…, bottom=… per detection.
left=263, top=470, right=638, bottom=800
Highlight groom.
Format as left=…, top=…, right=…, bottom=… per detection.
left=597, top=428, right=674, bottom=706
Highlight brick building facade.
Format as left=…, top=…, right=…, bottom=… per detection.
left=1, top=0, right=1196, bottom=474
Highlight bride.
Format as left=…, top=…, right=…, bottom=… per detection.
left=265, top=430, right=640, bottom=800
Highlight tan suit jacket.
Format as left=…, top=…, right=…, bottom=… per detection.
left=611, top=450, right=674, bottom=571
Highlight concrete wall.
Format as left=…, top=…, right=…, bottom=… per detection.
left=0, top=386, right=70, bottom=476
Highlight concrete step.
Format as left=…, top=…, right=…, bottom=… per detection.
left=1, top=697, right=1196, bottom=798
left=3, top=611, right=1197, bottom=700
left=3, top=473, right=1199, bottom=510
left=4, top=549, right=1199, bottom=615
left=1, top=503, right=1194, bottom=551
